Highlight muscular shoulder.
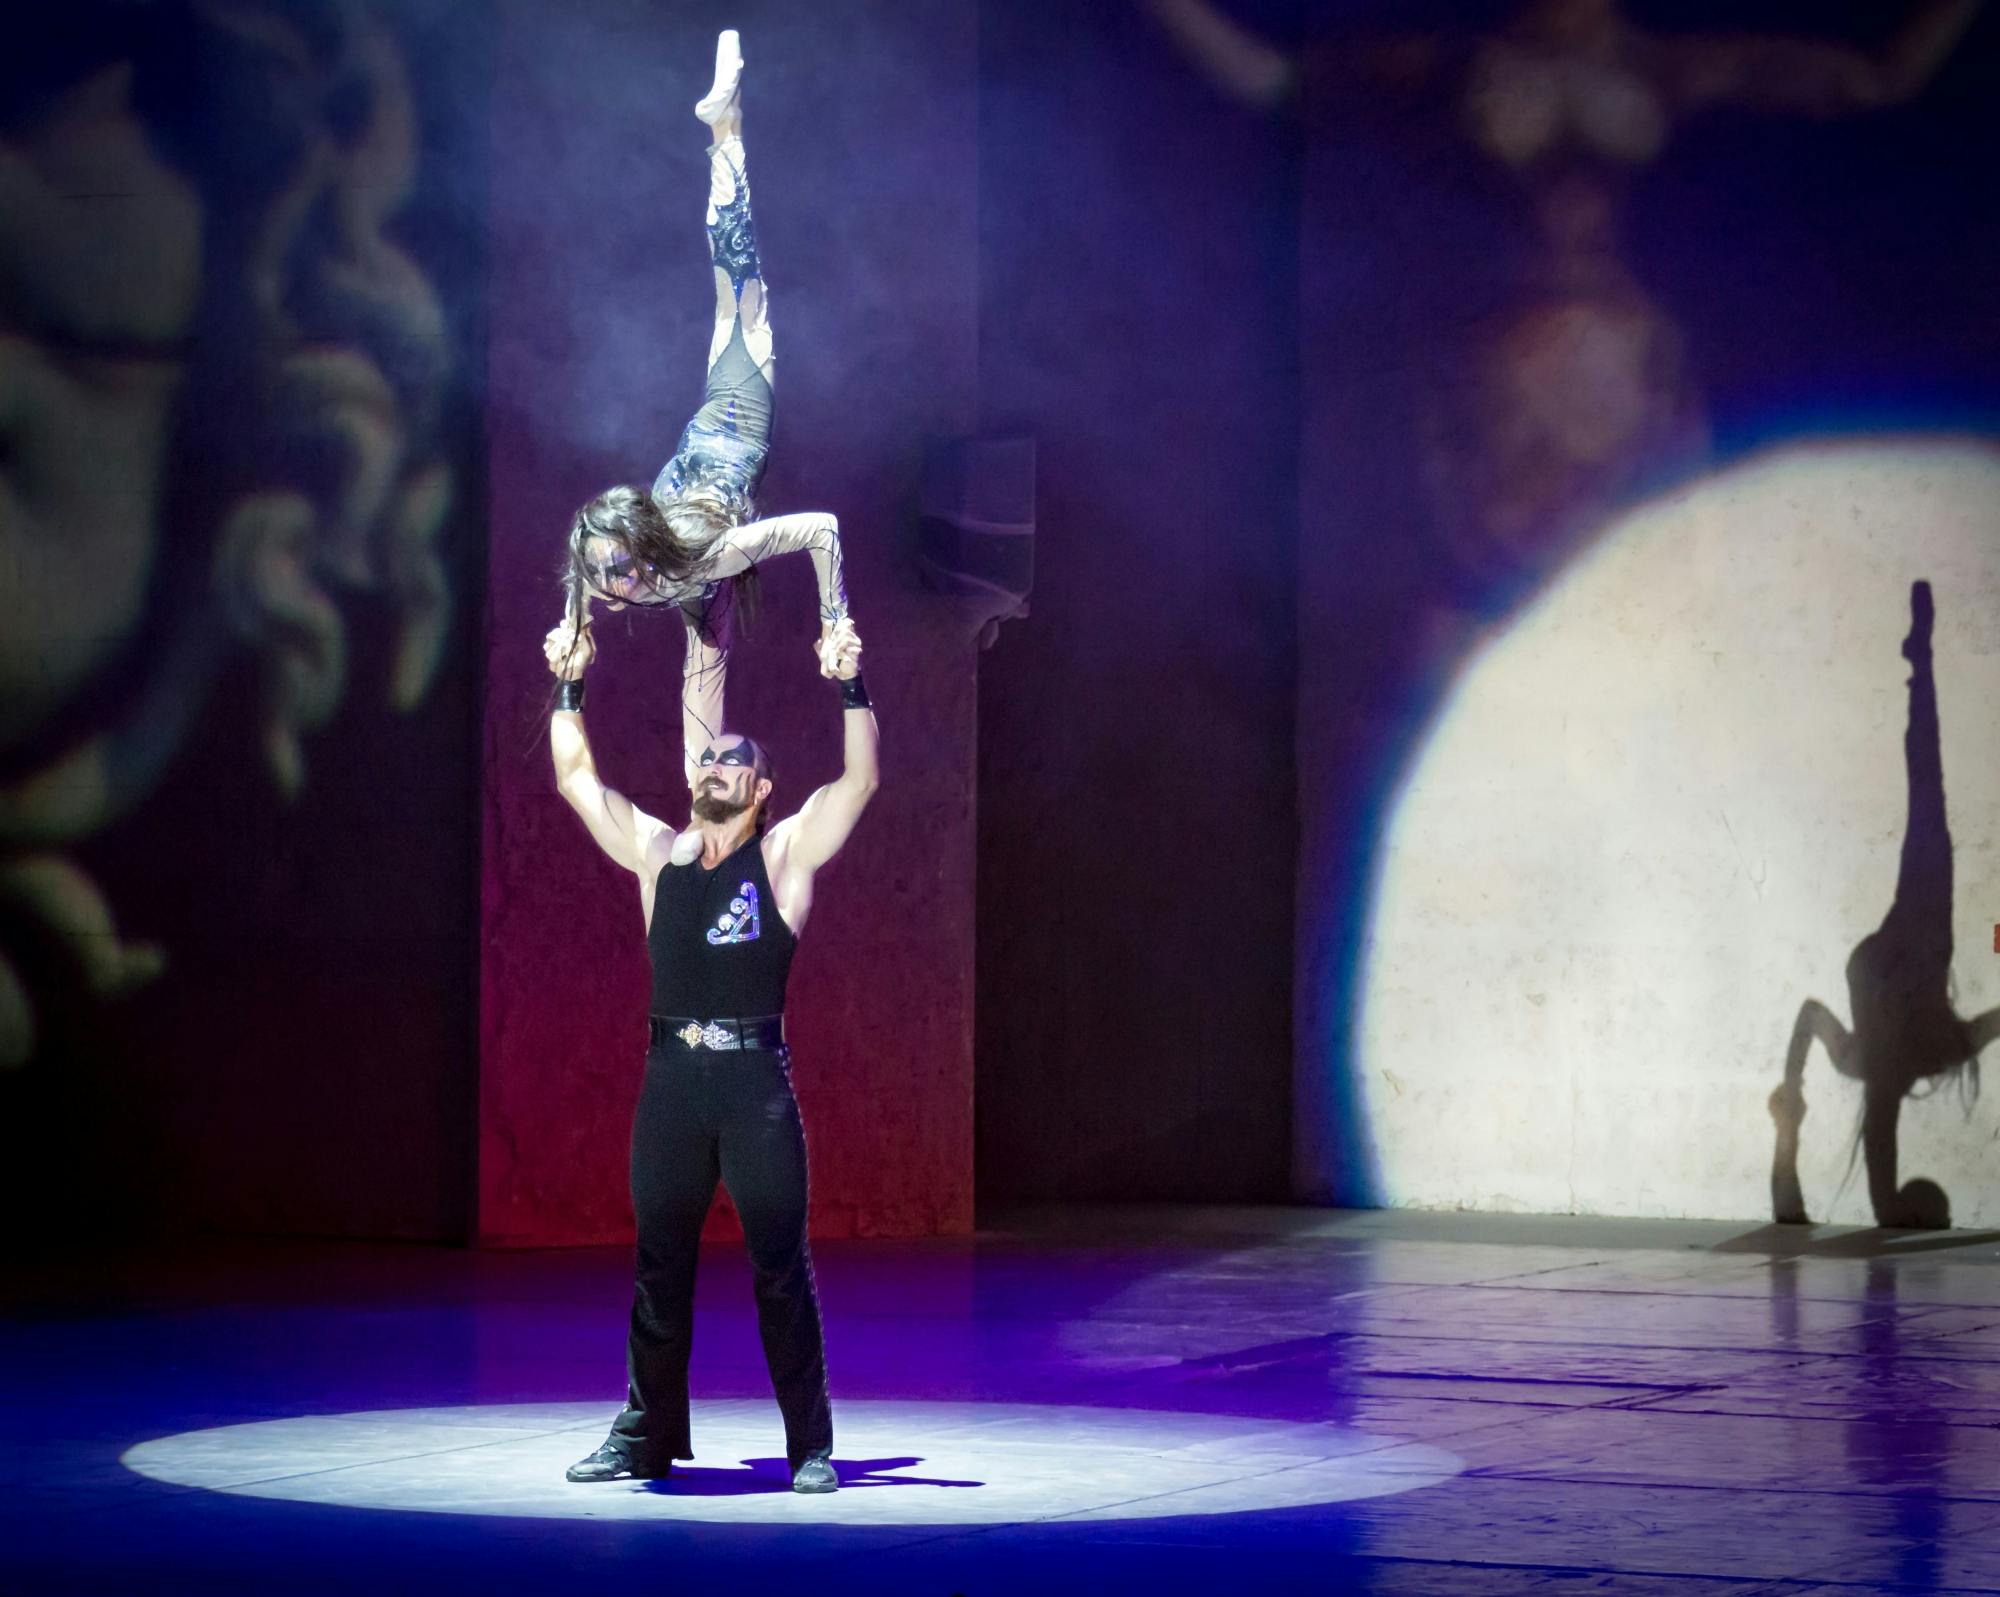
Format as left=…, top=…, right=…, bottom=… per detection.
left=762, top=819, right=818, bottom=891
left=759, top=820, right=794, bottom=873
left=758, top=821, right=815, bottom=938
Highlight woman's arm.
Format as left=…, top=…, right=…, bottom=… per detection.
left=1142, top=0, right=1299, bottom=108
left=706, top=511, right=851, bottom=670
left=708, top=511, right=847, bottom=621
left=1661, top=0, right=1982, bottom=116
left=1140, top=0, right=1443, bottom=110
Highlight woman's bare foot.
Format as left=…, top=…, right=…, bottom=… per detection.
left=696, top=29, right=744, bottom=140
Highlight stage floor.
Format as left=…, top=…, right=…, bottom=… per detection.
left=7, top=1206, right=2000, bottom=1595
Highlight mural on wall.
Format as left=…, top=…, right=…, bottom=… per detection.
left=0, top=0, right=458, bottom=1069
left=1147, top=0, right=1981, bottom=616
left=1770, top=580, right=2000, bottom=1230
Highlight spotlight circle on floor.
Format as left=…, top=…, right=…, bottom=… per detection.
left=122, top=1400, right=1461, bottom=1524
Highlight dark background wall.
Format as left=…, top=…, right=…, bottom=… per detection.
left=973, top=1, right=1301, bottom=1205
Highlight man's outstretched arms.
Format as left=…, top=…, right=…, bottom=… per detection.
left=774, top=618, right=879, bottom=874
left=545, top=607, right=667, bottom=875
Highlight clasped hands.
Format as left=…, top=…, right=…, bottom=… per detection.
left=542, top=603, right=862, bottom=682
left=814, top=616, right=862, bottom=682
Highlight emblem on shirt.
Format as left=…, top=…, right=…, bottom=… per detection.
left=706, top=881, right=761, bottom=945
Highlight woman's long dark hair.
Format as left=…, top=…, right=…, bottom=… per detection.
left=562, top=486, right=693, bottom=619
left=560, top=484, right=762, bottom=619
left=544, top=485, right=760, bottom=716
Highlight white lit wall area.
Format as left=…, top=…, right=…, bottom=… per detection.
left=1358, top=439, right=2000, bottom=1228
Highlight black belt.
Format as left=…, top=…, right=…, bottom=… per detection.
left=649, top=1013, right=786, bottom=1052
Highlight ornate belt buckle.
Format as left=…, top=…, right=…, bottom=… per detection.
left=676, top=1021, right=705, bottom=1049
left=699, top=1022, right=736, bottom=1050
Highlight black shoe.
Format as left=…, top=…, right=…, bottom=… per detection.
left=791, top=1456, right=837, bottom=1494
left=565, top=1440, right=667, bottom=1483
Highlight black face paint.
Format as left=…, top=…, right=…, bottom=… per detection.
left=698, top=738, right=763, bottom=773
left=588, top=552, right=637, bottom=587
left=583, top=546, right=662, bottom=602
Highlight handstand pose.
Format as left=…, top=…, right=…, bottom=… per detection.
left=1770, top=581, right=2000, bottom=1229
left=560, top=29, right=851, bottom=754
left=542, top=597, right=878, bottom=1492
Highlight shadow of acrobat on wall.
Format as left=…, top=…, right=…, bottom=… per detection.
left=1769, top=580, right=2000, bottom=1229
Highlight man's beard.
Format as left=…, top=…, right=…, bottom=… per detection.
left=692, top=790, right=753, bottom=823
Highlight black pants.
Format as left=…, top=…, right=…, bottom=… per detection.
left=611, top=1043, right=832, bottom=1470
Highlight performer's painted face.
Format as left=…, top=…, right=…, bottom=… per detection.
left=691, top=733, right=769, bottom=821
left=581, top=534, right=657, bottom=607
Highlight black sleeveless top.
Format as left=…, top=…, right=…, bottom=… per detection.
left=648, top=835, right=798, bottom=1017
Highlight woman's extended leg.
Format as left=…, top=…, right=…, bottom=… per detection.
left=653, top=29, right=774, bottom=519
left=656, top=33, right=773, bottom=743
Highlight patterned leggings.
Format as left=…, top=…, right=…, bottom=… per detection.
left=652, top=134, right=774, bottom=523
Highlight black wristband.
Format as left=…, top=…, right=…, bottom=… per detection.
left=839, top=672, right=870, bottom=710
left=555, top=677, right=586, bottom=713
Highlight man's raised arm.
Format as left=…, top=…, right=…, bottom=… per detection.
left=545, top=608, right=662, bottom=875
left=781, top=618, right=879, bottom=872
